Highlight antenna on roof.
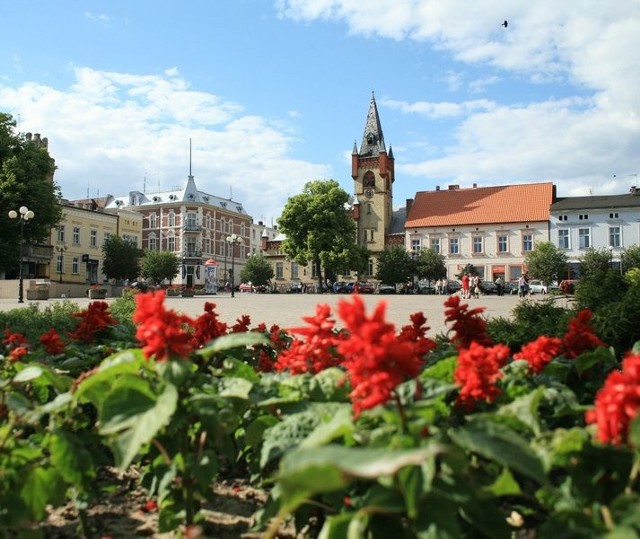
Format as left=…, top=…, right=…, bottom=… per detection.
left=189, top=138, right=192, bottom=177
left=143, top=174, right=146, bottom=194
left=86, top=180, right=90, bottom=199
left=230, top=186, right=233, bottom=199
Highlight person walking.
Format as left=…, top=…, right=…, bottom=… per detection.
left=495, top=276, right=503, bottom=296
left=461, top=273, right=470, bottom=299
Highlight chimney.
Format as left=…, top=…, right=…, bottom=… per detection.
left=406, top=198, right=413, bottom=215
left=435, top=185, right=440, bottom=191
left=473, top=183, right=477, bottom=188
left=448, top=184, right=460, bottom=190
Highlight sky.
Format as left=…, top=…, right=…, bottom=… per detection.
left=1, top=0, right=639, bottom=225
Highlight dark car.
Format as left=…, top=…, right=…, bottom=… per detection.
left=503, top=282, right=518, bottom=295
left=332, top=281, right=350, bottom=293
left=479, top=280, right=498, bottom=294
left=354, top=281, right=375, bottom=294
left=378, top=283, right=397, bottom=294
left=444, top=280, right=462, bottom=294
left=417, top=282, right=436, bottom=294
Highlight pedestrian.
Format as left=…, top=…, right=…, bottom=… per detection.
left=495, top=276, right=503, bottom=296
left=518, top=273, right=529, bottom=299
left=461, top=273, right=470, bottom=299
left=471, top=275, right=480, bottom=299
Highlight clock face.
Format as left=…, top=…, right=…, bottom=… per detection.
left=365, top=189, right=373, bottom=198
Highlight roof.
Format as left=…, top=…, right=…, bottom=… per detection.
left=357, top=92, right=386, bottom=157
left=104, top=174, right=247, bottom=215
left=551, top=192, right=640, bottom=211
left=406, top=182, right=555, bottom=228
left=387, top=206, right=407, bottom=235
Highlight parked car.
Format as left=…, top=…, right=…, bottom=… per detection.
left=503, top=282, right=519, bottom=295
left=528, top=280, right=548, bottom=294
left=378, top=283, right=397, bottom=294
left=559, top=279, right=579, bottom=294
left=479, top=280, right=498, bottom=294
left=332, top=281, right=353, bottom=293
left=417, top=282, right=436, bottom=294
left=353, top=281, right=375, bottom=294
left=239, top=282, right=256, bottom=293
left=444, top=280, right=462, bottom=294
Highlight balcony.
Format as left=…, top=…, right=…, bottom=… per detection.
left=183, top=223, right=201, bottom=233
left=182, top=250, right=202, bottom=260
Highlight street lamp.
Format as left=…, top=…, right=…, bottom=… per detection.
left=56, top=245, right=67, bottom=283
left=226, top=233, right=243, bottom=298
left=608, top=245, right=614, bottom=269
left=8, top=206, right=35, bottom=303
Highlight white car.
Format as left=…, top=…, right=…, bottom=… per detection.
left=528, top=280, right=548, bottom=294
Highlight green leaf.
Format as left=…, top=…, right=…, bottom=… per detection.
left=497, top=386, right=544, bottom=435
left=221, top=356, right=260, bottom=382
left=101, top=383, right=178, bottom=469
left=299, top=405, right=354, bottom=449
left=484, top=467, right=521, bottom=497
left=13, top=365, right=43, bottom=383
left=449, top=417, right=546, bottom=483
left=198, top=332, right=268, bottom=356
left=422, top=356, right=457, bottom=382
left=246, top=415, right=280, bottom=449
left=20, top=467, right=66, bottom=520
left=50, top=429, right=96, bottom=484
left=218, top=377, right=254, bottom=400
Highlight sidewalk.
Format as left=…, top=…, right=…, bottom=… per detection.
left=0, top=292, right=571, bottom=338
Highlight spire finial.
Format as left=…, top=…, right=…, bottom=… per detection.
left=189, top=138, right=192, bottom=177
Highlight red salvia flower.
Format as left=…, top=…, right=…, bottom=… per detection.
left=39, top=327, right=66, bottom=355
left=454, top=342, right=510, bottom=411
left=513, top=335, right=563, bottom=373
left=191, top=302, right=228, bottom=348
left=3, top=328, right=27, bottom=348
left=336, top=296, right=423, bottom=416
left=8, top=345, right=29, bottom=363
left=68, top=301, right=117, bottom=343
left=562, top=309, right=605, bottom=358
left=398, top=311, right=437, bottom=357
left=134, top=290, right=195, bottom=361
left=586, top=353, right=640, bottom=445
left=443, top=295, right=492, bottom=349
left=230, top=315, right=252, bottom=334
left=275, top=304, right=342, bottom=374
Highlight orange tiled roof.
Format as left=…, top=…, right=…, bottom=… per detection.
left=405, top=182, right=554, bottom=228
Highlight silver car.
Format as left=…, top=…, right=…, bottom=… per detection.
left=528, top=280, right=548, bottom=294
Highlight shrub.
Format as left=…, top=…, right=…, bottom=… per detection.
left=0, top=301, right=80, bottom=342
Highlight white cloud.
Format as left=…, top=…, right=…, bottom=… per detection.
left=0, top=68, right=328, bottom=222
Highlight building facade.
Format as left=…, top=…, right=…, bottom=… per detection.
left=550, top=187, right=640, bottom=278
left=104, top=174, right=251, bottom=288
left=405, top=182, right=556, bottom=282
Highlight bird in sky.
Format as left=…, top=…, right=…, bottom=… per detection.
left=502, top=20, right=508, bottom=28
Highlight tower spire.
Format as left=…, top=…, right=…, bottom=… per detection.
left=359, top=91, right=385, bottom=157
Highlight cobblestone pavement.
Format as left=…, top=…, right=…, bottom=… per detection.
left=0, top=291, right=572, bottom=339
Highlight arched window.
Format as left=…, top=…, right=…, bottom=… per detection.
left=363, top=171, right=375, bottom=188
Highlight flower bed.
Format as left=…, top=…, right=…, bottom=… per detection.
left=1, top=291, right=638, bottom=537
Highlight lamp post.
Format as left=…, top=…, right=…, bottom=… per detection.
left=226, top=233, right=243, bottom=298
left=608, top=245, right=614, bottom=269
left=8, top=206, right=35, bottom=303
left=56, top=245, right=67, bottom=283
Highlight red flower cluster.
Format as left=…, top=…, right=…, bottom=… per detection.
left=134, top=291, right=195, bottom=361
left=68, top=301, right=117, bottom=343
left=274, top=304, right=342, bottom=374
left=191, top=302, right=229, bottom=348
left=561, top=309, right=604, bottom=359
left=398, top=312, right=438, bottom=358
left=454, top=342, right=510, bottom=411
left=337, top=296, right=424, bottom=416
left=586, top=353, right=640, bottom=445
left=444, top=295, right=492, bottom=349
left=254, top=323, right=288, bottom=372
left=2, top=329, right=29, bottom=363
left=513, top=335, right=563, bottom=373
left=39, top=328, right=66, bottom=355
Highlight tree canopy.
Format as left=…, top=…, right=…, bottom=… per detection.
left=375, top=245, right=413, bottom=285
left=278, top=180, right=357, bottom=287
left=415, top=248, right=447, bottom=283
left=102, top=236, right=142, bottom=283
left=0, top=113, right=63, bottom=274
left=140, top=250, right=180, bottom=286
left=525, top=241, right=568, bottom=285
left=239, top=254, right=274, bottom=287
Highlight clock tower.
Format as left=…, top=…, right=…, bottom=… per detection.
left=351, top=92, right=395, bottom=269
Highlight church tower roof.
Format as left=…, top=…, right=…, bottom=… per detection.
left=359, top=91, right=385, bottom=157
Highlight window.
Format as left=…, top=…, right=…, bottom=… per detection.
left=57, top=225, right=65, bottom=242
left=275, top=262, right=284, bottom=279
left=185, top=239, right=197, bottom=254
left=579, top=214, right=589, bottom=220
left=411, top=239, right=421, bottom=252
left=149, top=214, right=158, bottom=228
left=609, top=226, right=621, bottom=248
left=449, top=238, right=459, bottom=255
left=90, top=230, right=97, bottom=247
left=204, top=238, right=211, bottom=253
left=522, top=234, right=533, bottom=252
left=168, top=236, right=175, bottom=251
left=186, top=213, right=197, bottom=228
left=578, top=228, right=590, bottom=249
left=73, top=227, right=80, bottom=245
left=72, top=257, right=80, bottom=274
left=367, top=258, right=374, bottom=276
left=168, top=213, right=175, bottom=227
left=497, top=234, right=508, bottom=253
left=148, top=237, right=157, bottom=251
left=430, top=238, right=440, bottom=254
left=56, top=254, right=63, bottom=273
left=558, top=215, right=568, bottom=221
left=558, top=229, right=570, bottom=249
left=104, top=232, right=111, bottom=242
left=291, top=262, right=299, bottom=279
left=472, top=236, right=483, bottom=254
left=363, top=171, right=375, bottom=188
left=609, top=212, right=619, bottom=219
left=367, top=203, right=372, bottom=215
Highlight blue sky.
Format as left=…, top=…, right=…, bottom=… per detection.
left=1, top=1, right=639, bottom=224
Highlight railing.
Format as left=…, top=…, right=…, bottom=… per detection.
left=183, top=223, right=201, bottom=232
left=182, top=250, right=202, bottom=258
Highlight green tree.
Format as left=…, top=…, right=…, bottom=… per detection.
left=375, top=245, right=413, bottom=286
left=579, top=247, right=611, bottom=279
left=102, top=236, right=142, bottom=283
left=0, top=113, right=63, bottom=275
left=278, top=180, right=357, bottom=290
left=415, top=248, right=447, bottom=284
left=622, top=245, right=640, bottom=273
left=140, top=250, right=180, bottom=286
left=239, top=253, right=274, bottom=287
left=524, top=241, right=568, bottom=285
